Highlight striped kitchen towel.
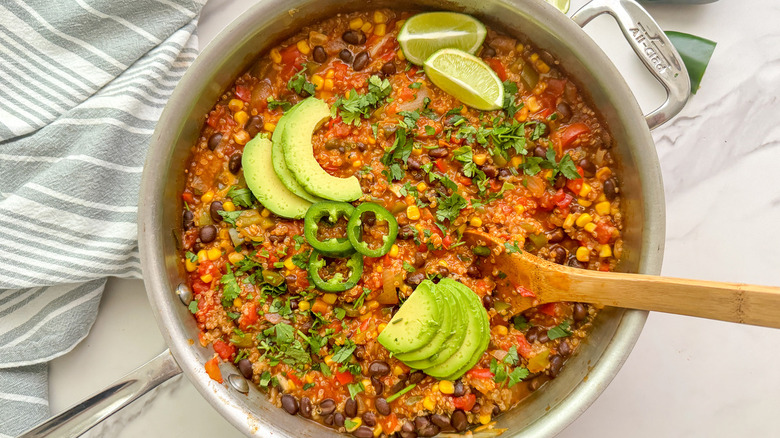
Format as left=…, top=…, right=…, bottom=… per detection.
left=0, top=0, right=205, bottom=435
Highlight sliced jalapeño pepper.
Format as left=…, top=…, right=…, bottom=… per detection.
left=308, top=250, right=363, bottom=292
left=346, top=202, right=398, bottom=258
left=304, top=201, right=357, bottom=256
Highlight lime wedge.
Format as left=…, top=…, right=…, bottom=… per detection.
left=398, top=12, right=486, bottom=66
left=544, top=0, right=570, bottom=13
left=424, top=48, right=504, bottom=111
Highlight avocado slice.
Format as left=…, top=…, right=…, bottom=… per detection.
left=280, top=98, right=362, bottom=202
left=377, top=280, right=441, bottom=353
left=404, top=281, right=468, bottom=370
left=422, top=279, right=490, bottom=379
left=242, top=135, right=312, bottom=219
left=443, top=281, right=492, bottom=380
left=394, top=281, right=457, bottom=362
left=271, top=103, right=323, bottom=203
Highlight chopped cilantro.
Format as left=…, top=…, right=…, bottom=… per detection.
left=185, top=251, right=198, bottom=264
left=334, top=307, right=346, bottom=320
left=347, top=381, right=365, bottom=399
left=424, top=125, right=436, bottom=136
left=436, top=193, right=468, bottom=223
left=502, top=81, right=522, bottom=118
left=333, top=76, right=392, bottom=125
left=226, top=311, right=240, bottom=320
left=227, top=186, right=254, bottom=208
left=508, top=367, right=530, bottom=387
left=504, top=241, right=522, bottom=254
left=320, top=362, right=332, bottom=376
left=218, top=210, right=242, bottom=226
left=220, top=265, right=242, bottom=307
left=512, top=314, right=529, bottom=331
left=188, top=300, right=198, bottom=314
left=331, top=340, right=357, bottom=363
left=402, top=261, right=416, bottom=273
left=547, top=320, right=573, bottom=340
left=344, top=418, right=359, bottom=430
left=303, top=382, right=315, bottom=391
left=259, top=371, right=272, bottom=387
left=287, top=69, right=316, bottom=96
left=291, top=249, right=311, bottom=270
left=292, top=235, right=306, bottom=251
left=353, top=287, right=370, bottom=309
left=266, top=97, right=292, bottom=111
left=408, top=82, right=422, bottom=89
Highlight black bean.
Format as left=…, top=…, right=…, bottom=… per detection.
left=437, top=266, right=449, bottom=277
left=528, top=376, right=543, bottom=391
left=363, top=211, right=376, bottom=226
left=413, top=252, right=426, bottom=268
left=467, top=265, right=481, bottom=278
left=368, top=360, right=391, bottom=377
left=481, top=45, right=497, bottom=58
left=482, top=295, right=493, bottom=310
left=334, top=412, right=345, bottom=427
left=579, top=158, right=596, bottom=177
left=209, top=201, right=223, bottom=223
left=471, top=403, right=481, bottom=413
left=567, top=256, right=587, bottom=269
left=498, top=168, right=513, bottom=178
left=342, top=30, right=366, bottom=45
left=533, top=146, right=547, bottom=158
left=398, top=225, right=415, bottom=240
left=237, top=358, right=253, bottom=379
left=414, top=416, right=430, bottom=430
left=246, top=115, right=263, bottom=137
left=428, top=148, right=449, bottom=158
left=353, top=51, right=370, bottom=71
left=362, top=412, right=377, bottom=427
left=405, top=271, right=425, bottom=286
left=604, top=178, right=618, bottom=200
left=556, top=102, right=572, bottom=122
left=299, top=396, right=312, bottom=418
left=312, top=45, right=327, bottom=63
left=550, top=245, right=567, bottom=265
left=573, top=303, right=587, bottom=321
left=526, top=326, right=539, bottom=344
left=289, top=299, right=299, bottom=311
left=281, top=394, right=298, bottom=415
left=268, top=235, right=285, bottom=244
left=452, top=380, right=465, bottom=397
left=399, top=432, right=418, bottom=438
left=451, top=409, right=468, bottom=431
left=182, top=210, right=194, bottom=230
left=409, top=371, right=426, bottom=385
left=558, top=339, right=572, bottom=357
left=418, top=424, right=440, bottom=437
left=199, top=225, right=216, bottom=243
left=285, top=274, right=297, bottom=284
left=431, top=414, right=450, bottom=429
left=339, top=49, right=354, bottom=63
left=549, top=354, right=564, bottom=377
left=345, top=398, right=358, bottom=417
left=207, top=132, right=222, bottom=150
left=370, top=376, right=384, bottom=395
left=390, top=380, right=407, bottom=395
left=406, top=156, right=422, bottom=170
left=319, top=398, right=336, bottom=415
left=492, top=405, right=501, bottom=416
left=381, top=61, right=396, bottom=76
left=324, top=414, right=334, bottom=425
left=537, top=330, right=549, bottom=344
left=375, top=397, right=390, bottom=416
left=554, top=175, right=566, bottom=189
left=353, top=426, right=374, bottom=438
left=229, top=153, right=242, bottom=174
left=482, top=165, right=498, bottom=178
left=402, top=421, right=415, bottom=433
left=546, top=228, right=565, bottom=243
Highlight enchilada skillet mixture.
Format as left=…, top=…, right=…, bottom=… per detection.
left=180, top=9, right=623, bottom=437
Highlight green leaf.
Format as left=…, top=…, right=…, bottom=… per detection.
left=220, top=265, right=242, bottom=307
left=344, top=418, right=359, bottom=430
left=502, top=80, right=522, bottom=118
left=402, top=261, right=416, bottom=273
left=266, top=97, right=292, bottom=111
left=259, top=371, right=272, bottom=387
left=292, top=249, right=311, bottom=270
left=188, top=300, right=198, bottom=314
left=303, top=382, right=316, bottom=391
left=424, top=125, right=436, bottom=136
left=347, top=381, right=365, bottom=399
left=436, top=193, right=468, bottom=223
left=287, top=69, right=316, bottom=96
left=547, top=320, right=573, bottom=340
left=512, top=314, right=529, bottom=331
left=504, top=241, right=522, bottom=254
left=331, top=341, right=356, bottom=363
left=320, top=362, right=332, bottom=376
left=334, top=307, right=346, bottom=320
left=508, top=367, right=530, bottom=387
left=218, top=210, right=242, bottom=226
left=334, top=75, right=392, bottom=126
left=666, top=31, right=716, bottom=95
left=227, top=186, right=255, bottom=208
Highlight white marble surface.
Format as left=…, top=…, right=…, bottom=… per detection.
left=48, top=0, right=780, bottom=437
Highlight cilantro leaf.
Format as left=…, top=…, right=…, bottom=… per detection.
left=220, top=265, right=242, bottom=307
left=402, top=261, right=416, bottom=273
left=333, top=76, right=392, bottom=126
left=508, top=367, right=530, bottom=387
left=504, top=240, right=522, bottom=254
left=408, top=82, right=422, bottom=89
left=287, top=69, right=316, bottom=96
left=185, top=251, right=198, bottom=264
left=266, top=97, right=292, bottom=111
left=436, top=193, right=467, bottom=223
left=331, top=340, right=356, bottom=363
left=292, top=249, right=311, bottom=270
left=188, top=300, right=198, bottom=314
left=347, top=382, right=365, bottom=399
left=344, top=419, right=359, bottom=430
left=512, top=314, right=529, bottom=331
left=502, top=80, right=522, bottom=118
left=227, top=186, right=255, bottom=208
left=334, top=307, right=346, bottom=320
left=547, top=320, right=573, bottom=340
left=353, top=288, right=370, bottom=310
left=218, top=210, right=242, bottom=226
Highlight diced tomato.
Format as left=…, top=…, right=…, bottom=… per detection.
left=467, top=368, right=494, bottom=380
left=514, top=333, right=533, bottom=359
left=239, top=302, right=259, bottom=331
left=378, top=413, right=399, bottom=435
left=206, top=107, right=223, bottom=128
left=359, top=317, right=371, bottom=332
left=235, top=84, right=252, bottom=102
left=594, top=222, right=615, bottom=244
left=205, top=356, right=223, bottom=383
left=538, top=303, right=558, bottom=317
left=546, top=79, right=567, bottom=97
left=457, top=176, right=472, bottom=187
left=335, top=370, right=354, bottom=385
left=452, top=393, right=477, bottom=411
left=442, top=235, right=453, bottom=249
left=449, top=134, right=464, bottom=145
left=552, top=189, right=573, bottom=209
left=279, top=46, right=303, bottom=80
left=537, top=191, right=555, bottom=211
left=213, top=339, right=235, bottom=361
left=517, top=285, right=536, bottom=298
left=560, top=123, right=591, bottom=149
left=286, top=371, right=303, bottom=387
left=434, top=158, right=447, bottom=172
left=487, top=58, right=508, bottom=82
left=181, top=192, right=194, bottom=204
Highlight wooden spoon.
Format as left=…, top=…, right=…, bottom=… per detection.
left=463, top=230, right=780, bottom=328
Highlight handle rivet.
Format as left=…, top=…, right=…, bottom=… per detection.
left=228, top=374, right=249, bottom=393
left=176, top=283, right=193, bottom=305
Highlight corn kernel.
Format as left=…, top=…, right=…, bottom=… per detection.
left=412, top=147, right=422, bottom=155
left=600, top=244, right=613, bottom=258
left=324, top=355, right=334, bottom=366
left=470, top=216, right=483, bottom=227
left=201, top=191, right=214, bottom=204
left=207, top=248, right=222, bottom=261
left=221, top=201, right=235, bottom=212
left=584, top=222, right=597, bottom=233
left=509, top=155, right=523, bottom=168
left=495, top=325, right=508, bottom=335
left=296, top=40, right=310, bottom=55
left=261, top=208, right=271, bottom=217
left=284, top=257, right=295, bottom=270
left=228, top=99, right=244, bottom=112
left=406, top=205, right=420, bottom=221
left=423, top=396, right=435, bottom=411
left=526, top=96, right=541, bottom=113
left=579, top=183, right=592, bottom=198
left=595, top=201, right=611, bottom=216
left=264, top=122, right=276, bottom=132
left=368, top=136, right=376, bottom=145
left=228, top=252, right=245, bottom=264
left=376, top=265, right=383, bottom=273
left=270, top=48, right=282, bottom=63
left=361, top=22, right=373, bottom=33
left=416, top=182, right=428, bottom=192
left=378, top=322, right=387, bottom=333
left=578, top=198, right=592, bottom=207
left=397, top=49, right=405, bottom=61
left=437, top=380, right=455, bottom=394
left=197, top=249, right=208, bottom=263
left=352, top=160, right=362, bottom=168
left=349, top=17, right=364, bottom=30
left=393, top=365, right=404, bottom=376
left=530, top=53, right=539, bottom=62
left=233, top=297, right=243, bottom=307
left=576, top=213, right=593, bottom=227
left=373, top=10, right=388, bottom=23
left=576, top=246, right=590, bottom=262
left=389, top=244, right=400, bottom=258
left=473, top=153, right=488, bottom=166
left=311, top=74, right=324, bottom=91
left=596, top=193, right=607, bottom=202
left=596, top=166, right=612, bottom=181
left=295, top=300, right=309, bottom=312
left=305, top=373, right=315, bottom=384
left=325, top=69, right=335, bottom=79
left=563, top=213, right=576, bottom=229
left=514, top=205, right=525, bottom=215
left=185, top=258, right=197, bottom=272
left=479, top=414, right=492, bottom=425
left=234, top=110, right=249, bottom=126
left=233, top=130, right=250, bottom=145
left=515, top=43, right=525, bottom=52
left=374, top=23, right=386, bottom=36
left=200, top=274, right=213, bottom=283
left=346, top=417, right=362, bottom=432
left=323, top=293, right=337, bottom=305
left=218, top=228, right=230, bottom=240
left=324, top=78, right=334, bottom=91
left=515, top=106, right=529, bottom=122
left=287, top=380, right=297, bottom=390
left=373, top=425, right=382, bottom=437
left=536, top=60, right=550, bottom=74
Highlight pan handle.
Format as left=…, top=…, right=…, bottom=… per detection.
left=571, top=0, right=691, bottom=129
left=16, top=350, right=182, bottom=438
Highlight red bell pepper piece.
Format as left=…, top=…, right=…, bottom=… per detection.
left=234, top=84, right=252, bottom=102
left=213, top=339, right=235, bottom=361
left=560, top=123, right=590, bottom=149
left=452, top=393, right=477, bottom=411
left=205, top=356, right=223, bottom=383
left=467, top=368, right=494, bottom=380
left=487, top=58, right=508, bottom=82
left=335, top=370, right=354, bottom=385
left=238, top=302, right=259, bottom=331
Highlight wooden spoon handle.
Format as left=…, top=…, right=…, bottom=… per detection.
left=558, top=271, right=780, bottom=328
